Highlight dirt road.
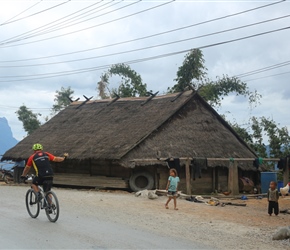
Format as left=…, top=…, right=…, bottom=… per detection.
left=0, top=184, right=289, bottom=249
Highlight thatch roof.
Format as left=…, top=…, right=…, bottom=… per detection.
left=2, top=90, right=257, bottom=169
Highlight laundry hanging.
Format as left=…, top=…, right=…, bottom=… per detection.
left=165, top=158, right=181, bottom=175
left=191, top=158, right=207, bottom=180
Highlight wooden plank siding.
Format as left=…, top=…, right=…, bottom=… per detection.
left=157, top=165, right=229, bottom=194
left=52, top=160, right=90, bottom=175
left=52, top=159, right=132, bottom=180
left=53, top=173, right=129, bottom=189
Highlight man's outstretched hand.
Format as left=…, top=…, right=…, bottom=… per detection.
left=63, top=153, right=69, bottom=159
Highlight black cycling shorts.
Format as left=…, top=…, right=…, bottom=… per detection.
left=32, top=176, right=53, bottom=192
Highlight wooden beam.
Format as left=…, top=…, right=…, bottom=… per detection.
left=185, top=158, right=191, bottom=195
left=228, top=161, right=233, bottom=194
left=233, top=161, right=239, bottom=195
left=76, top=95, right=93, bottom=109
left=207, top=158, right=280, bottom=162
left=141, top=91, right=159, bottom=106
left=130, top=157, right=280, bottom=163
left=171, top=91, right=185, bottom=102
left=212, top=168, right=216, bottom=192
left=107, top=94, right=120, bottom=106
left=228, top=161, right=239, bottom=195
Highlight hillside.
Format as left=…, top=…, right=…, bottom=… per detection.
left=0, top=117, right=18, bottom=156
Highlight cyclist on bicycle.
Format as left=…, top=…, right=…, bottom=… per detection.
left=21, top=143, right=68, bottom=201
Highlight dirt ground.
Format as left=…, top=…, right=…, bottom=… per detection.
left=84, top=189, right=290, bottom=249
left=99, top=188, right=290, bottom=230
left=1, top=181, right=290, bottom=249
left=175, top=192, right=290, bottom=229
left=66, top=187, right=290, bottom=249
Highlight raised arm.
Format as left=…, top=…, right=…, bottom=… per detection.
left=53, top=153, right=69, bottom=162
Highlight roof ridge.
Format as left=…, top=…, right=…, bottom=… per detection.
left=70, top=91, right=192, bottom=106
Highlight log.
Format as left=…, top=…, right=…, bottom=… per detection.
left=131, top=157, right=281, bottom=162
left=222, top=202, right=246, bottom=206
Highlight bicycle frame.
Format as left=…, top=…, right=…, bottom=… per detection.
left=38, top=186, right=50, bottom=209
left=25, top=175, right=60, bottom=222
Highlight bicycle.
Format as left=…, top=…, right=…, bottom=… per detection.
left=23, top=175, right=60, bottom=222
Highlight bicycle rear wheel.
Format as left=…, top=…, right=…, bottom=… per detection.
left=45, top=191, right=59, bottom=222
left=25, top=189, right=40, bottom=218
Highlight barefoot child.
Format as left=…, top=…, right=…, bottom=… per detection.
left=165, top=168, right=180, bottom=210
left=267, top=181, right=279, bottom=216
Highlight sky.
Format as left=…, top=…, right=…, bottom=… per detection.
left=0, top=0, right=289, bottom=142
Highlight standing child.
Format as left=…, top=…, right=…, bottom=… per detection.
left=267, top=181, right=279, bottom=216
left=165, top=168, right=180, bottom=210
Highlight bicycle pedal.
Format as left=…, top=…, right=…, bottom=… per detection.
left=46, top=208, right=53, bottom=214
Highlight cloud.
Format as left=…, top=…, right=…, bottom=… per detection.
left=0, top=0, right=289, bottom=141
left=282, top=88, right=290, bottom=100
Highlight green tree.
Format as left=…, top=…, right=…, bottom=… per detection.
left=51, top=86, right=74, bottom=114
left=227, top=120, right=253, bottom=146
left=168, top=49, right=261, bottom=108
left=199, top=75, right=261, bottom=107
left=97, top=63, right=147, bottom=98
left=259, top=117, right=290, bottom=158
left=15, top=105, right=41, bottom=135
left=169, top=49, right=207, bottom=93
left=250, top=117, right=268, bottom=158
left=228, top=116, right=290, bottom=159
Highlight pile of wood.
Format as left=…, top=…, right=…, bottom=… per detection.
left=53, top=173, right=129, bottom=189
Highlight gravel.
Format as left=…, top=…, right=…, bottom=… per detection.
left=1, top=183, right=290, bottom=249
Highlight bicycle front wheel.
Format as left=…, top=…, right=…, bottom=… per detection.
left=45, top=191, right=60, bottom=222
left=25, top=189, right=40, bottom=218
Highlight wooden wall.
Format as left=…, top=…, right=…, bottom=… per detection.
left=157, top=166, right=170, bottom=190
left=52, top=159, right=254, bottom=194
left=157, top=165, right=229, bottom=194
left=53, top=159, right=131, bottom=179
left=52, top=160, right=90, bottom=174
left=52, top=159, right=130, bottom=189
left=90, top=160, right=131, bottom=179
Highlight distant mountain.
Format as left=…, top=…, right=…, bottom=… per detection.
left=0, top=117, right=18, bottom=157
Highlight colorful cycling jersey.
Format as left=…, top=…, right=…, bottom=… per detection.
left=26, top=151, right=55, bottom=177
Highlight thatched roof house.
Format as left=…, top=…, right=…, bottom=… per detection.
left=3, top=90, right=258, bottom=193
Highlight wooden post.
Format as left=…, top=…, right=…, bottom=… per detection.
left=155, top=169, right=159, bottom=190
left=283, top=157, right=289, bottom=185
left=212, top=168, right=216, bottom=193
left=233, top=161, right=239, bottom=195
left=185, top=158, right=191, bottom=195
left=228, top=161, right=239, bottom=195
left=228, top=161, right=233, bottom=194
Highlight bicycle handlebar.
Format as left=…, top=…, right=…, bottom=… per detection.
left=21, top=175, right=34, bottom=184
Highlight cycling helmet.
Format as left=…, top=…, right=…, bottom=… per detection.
left=32, top=143, right=43, bottom=151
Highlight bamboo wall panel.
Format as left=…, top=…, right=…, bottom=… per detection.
left=53, top=173, right=128, bottom=189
